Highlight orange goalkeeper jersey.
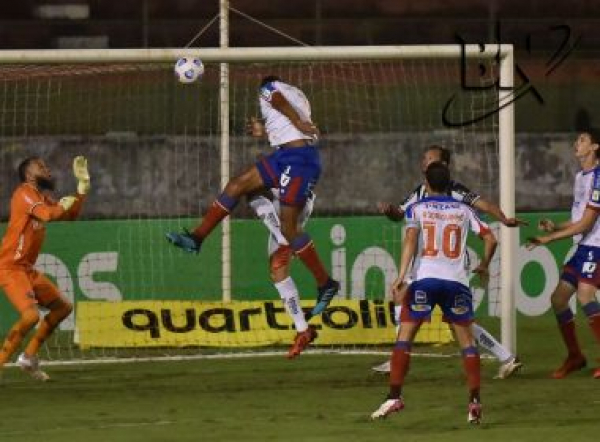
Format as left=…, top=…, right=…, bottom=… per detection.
left=0, top=183, right=84, bottom=270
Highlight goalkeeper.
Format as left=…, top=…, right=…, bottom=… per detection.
left=0, top=156, right=90, bottom=381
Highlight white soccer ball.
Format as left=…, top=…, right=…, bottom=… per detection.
left=174, top=58, right=204, bottom=84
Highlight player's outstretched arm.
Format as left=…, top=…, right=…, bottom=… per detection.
left=74, top=156, right=90, bottom=195
left=58, top=156, right=90, bottom=221
left=527, top=208, right=598, bottom=250
left=474, top=198, right=528, bottom=227
left=378, top=202, right=405, bottom=222
left=538, top=217, right=573, bottom=233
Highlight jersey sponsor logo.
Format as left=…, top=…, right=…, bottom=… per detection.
left=414, top=290, right=428, bottom=304
left=593, top=170, right=600, bottom=188
left=260, top=83, right=276, bottom=102
left=451, top=293, right=471, bottom=315
left=593, top=190, right=600, bottom=203
left=411, top=304, right=432, bottom=312
left=450, top=306, right=469, bottom=315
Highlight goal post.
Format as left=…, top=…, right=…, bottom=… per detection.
left=0, top=45, right=516, bottom=360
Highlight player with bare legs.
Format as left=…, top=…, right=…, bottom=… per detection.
left=371, top=162, right=497, bottom=423
left=166, top=76, right=339, bottom=315
left=0, top=156, right=90, bottom=381
left=527, top=130, right=600, bottom=379
left=372, top=145, right=522, bottom=379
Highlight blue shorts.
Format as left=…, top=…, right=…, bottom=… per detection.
left=561, top=244, right=600, bottom=288
left=256, top=144, right=321, bottom=207
left=406, top=278, right=474, bottom=324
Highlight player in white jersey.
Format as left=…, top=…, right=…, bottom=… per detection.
left=371, top=162, right=497, bottom=423
left=372, top=145, right=523, bottom=379
left=527, top=131, right=600, bottom=380
left=167, top=76, right=339, bottom=319
left=249, top=189, right=317, bottom=358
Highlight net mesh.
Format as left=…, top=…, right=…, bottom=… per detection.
left=0, top=55, right=502, bottom=360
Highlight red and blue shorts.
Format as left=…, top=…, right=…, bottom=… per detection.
left=405, top=278, right=474, bottom=324
left=256, top=143, right=321, bottom=207
left=561, top=244, right=600, bottom=288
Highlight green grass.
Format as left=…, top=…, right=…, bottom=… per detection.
left=1, top=314, right=599, bottom=442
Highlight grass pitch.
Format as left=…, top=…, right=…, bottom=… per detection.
left=1, top=314, right=599, bottom=442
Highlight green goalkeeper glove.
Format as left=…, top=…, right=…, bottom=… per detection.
left=73, top=156, right=90, bottom=195
left=59, top=196, right=77, bottom=211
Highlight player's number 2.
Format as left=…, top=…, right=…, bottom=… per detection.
left=422, top=222, right=462, bottom=259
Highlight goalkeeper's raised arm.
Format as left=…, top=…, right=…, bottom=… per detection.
left=57, top=156, right=90, bottom=221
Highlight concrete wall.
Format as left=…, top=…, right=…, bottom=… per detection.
left=0, top=132, right=577, bottom=219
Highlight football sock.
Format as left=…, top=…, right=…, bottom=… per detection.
left=389, top=340, right=411, bottom=399
left=275, top=277, right=308, bottom=333
left=582, top=301, right=600, bottom=344
left=290, top=233, right=329, bottom=287
left=472, top=322, right=512, bottom=363
left=556, top=308, right=582, bottom=357
left=462, top=346, right=481, bottom=402
left=193, top=192, right=238, bottom=240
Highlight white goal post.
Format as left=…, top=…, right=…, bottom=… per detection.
left=0, top=45, right=516, bottom=356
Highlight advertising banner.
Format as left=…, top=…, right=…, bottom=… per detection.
left=77, top=300, right=452, bottom=348
left=0, top=212, right=575, bottom=338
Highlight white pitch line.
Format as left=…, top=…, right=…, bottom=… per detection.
left=3, top=349, right=491, bottom=369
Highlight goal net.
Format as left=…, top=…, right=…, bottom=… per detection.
left=0, top=46, right=514, bottom=362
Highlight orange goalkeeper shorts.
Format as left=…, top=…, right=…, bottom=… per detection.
left=0, top=268, right=61, bottom=313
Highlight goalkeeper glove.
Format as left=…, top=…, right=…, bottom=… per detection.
left=73, top=156, right=90, bottom=195
left=59, top=196, right=77, bottom=211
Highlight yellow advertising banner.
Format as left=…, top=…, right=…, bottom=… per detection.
left=77, top=300, right=452, bottom=348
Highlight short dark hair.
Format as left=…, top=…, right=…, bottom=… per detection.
left=581, top=128, right=600, bottom=158
left=425, top=161, right=451, bottom=193
left=17, top=156, right=39, bottom=182
left=260, top=75, right=281, bottom=88
left=583, top=128, right=600, bottom=144
left=426, top=145, right=451, bottom=166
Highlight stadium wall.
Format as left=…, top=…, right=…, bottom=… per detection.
left=0, top=132, right=577, bottom=219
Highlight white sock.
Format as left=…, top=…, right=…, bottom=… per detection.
left=394, top=305, right=402, bottom=335
left=274, top=277, right=308, bottom=332
left=249, top=196, right=288, bottom=246
left=472, top=323, right=512, bottom=363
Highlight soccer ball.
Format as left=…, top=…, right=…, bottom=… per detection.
left=174, top=58, right=204, bottom=84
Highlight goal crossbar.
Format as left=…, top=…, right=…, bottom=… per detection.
left=0, top=45, right=513, bottom=64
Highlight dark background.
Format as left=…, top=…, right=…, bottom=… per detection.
left=1, top=0, right=599, bottom=51
left=0, top=1, right=598, bottom=213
